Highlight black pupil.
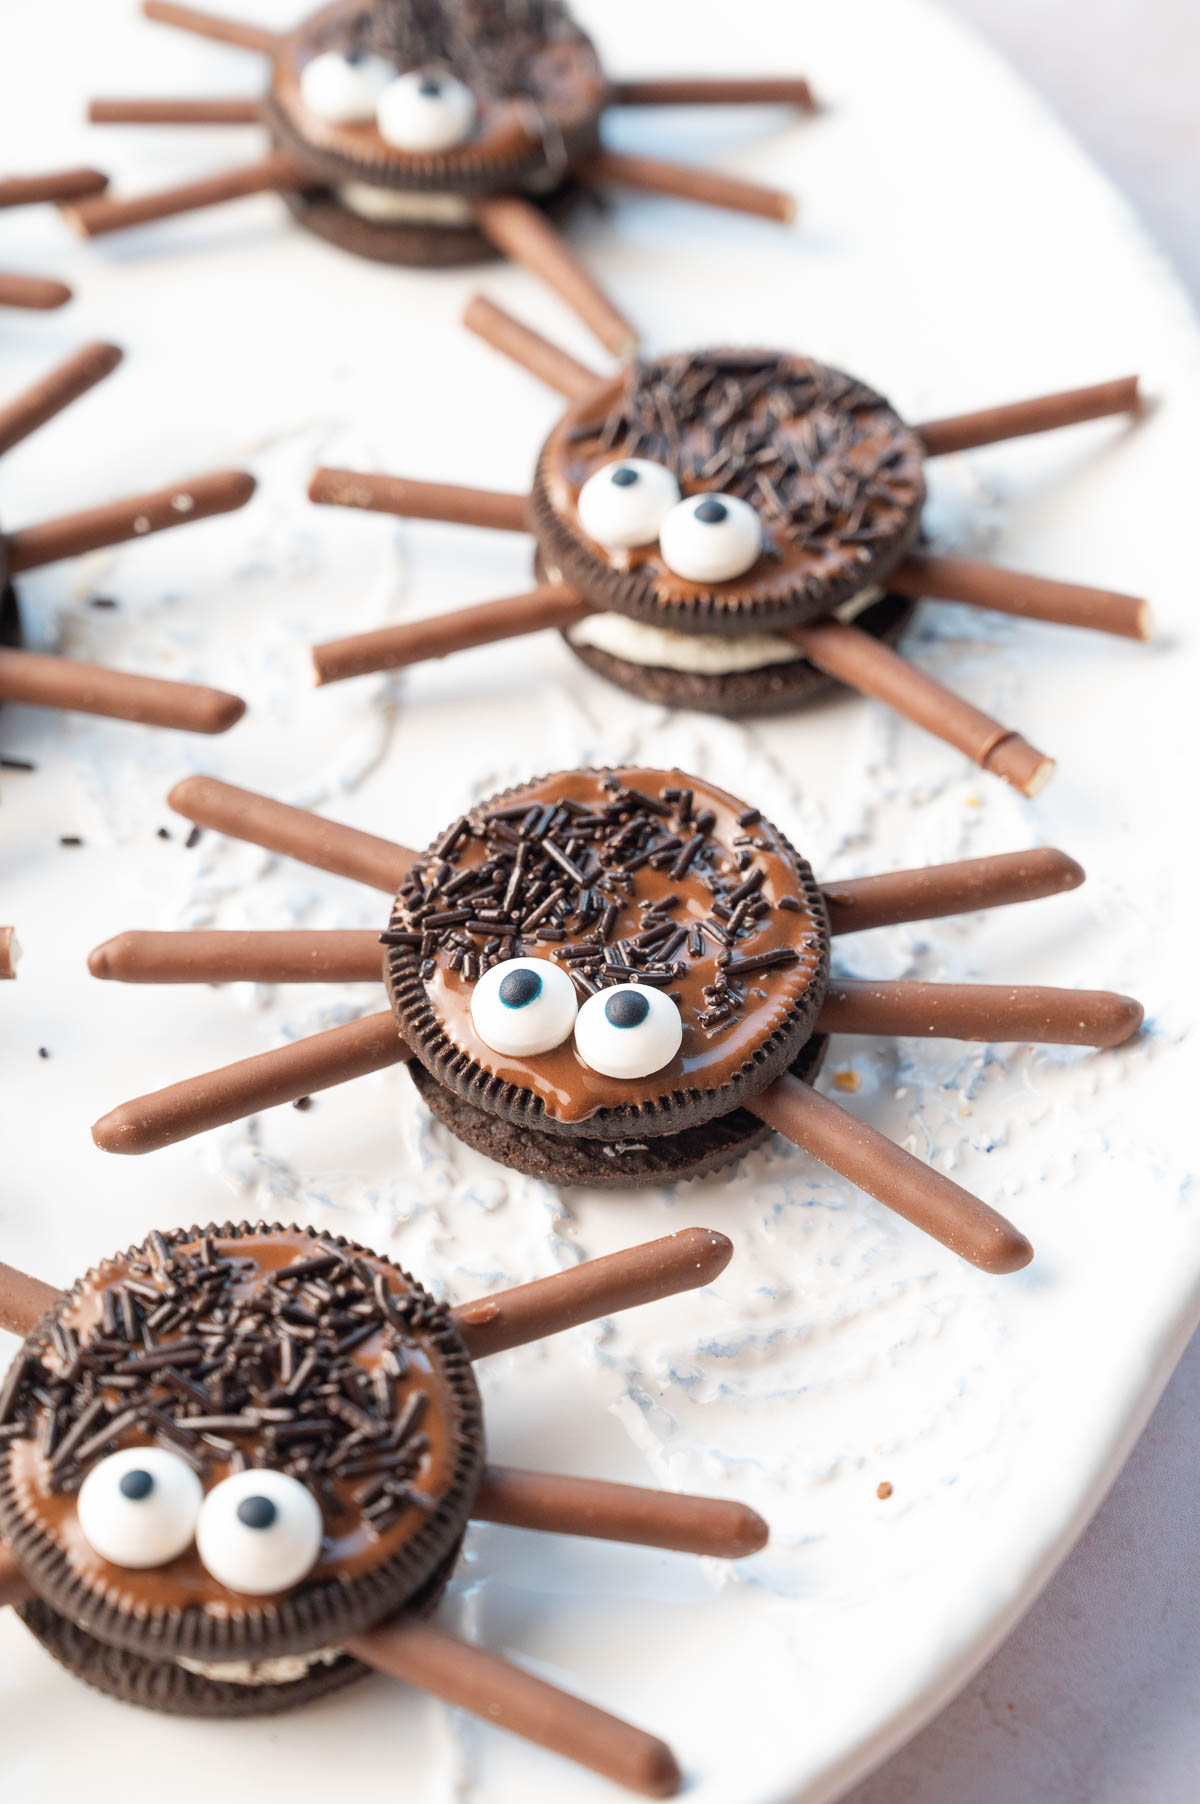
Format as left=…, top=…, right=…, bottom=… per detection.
left=499, top=967, right=542, bottom=1008
left=694, top=498, right=728, bottom=524
left=419, top=76, right=444, bottom=96
left=610, top=465, right=639, bottom=487
left=237, top=1495, right=278, bottom=1531
left=605, top=989, right=650, bottom=1028
left=118, top=1469, right=154, bottom=1502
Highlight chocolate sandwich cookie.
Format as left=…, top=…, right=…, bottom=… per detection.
left=1, top=1218, right=769, bottom=1790
left=385, top=765, right=831, bottom=1155
left=310, top=298, right=1149, bottom=794
left=0, top=1222, right=483, bottom=1715
left=90, top=768, right=1145, bottom=1272
left=80, top=4, right=807, bottom=352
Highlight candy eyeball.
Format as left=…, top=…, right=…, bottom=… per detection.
left=658, top=491, right=762, bottom=583
left=196, top=1469, right=323, bottom=1596
left=76, top=1446, right=203, bottom=1569
left=577, top=459, right=682, bottom=550
left=574, top=984, right=683, bottom=1080
left=376, top=70, right=477, bottom=152
left=470, top=957, right=579, bottom=1057
left=299, top=49, right=395, bottom=124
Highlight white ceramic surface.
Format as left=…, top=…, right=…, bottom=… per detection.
left=0, top=2, right=1197, bottom=1801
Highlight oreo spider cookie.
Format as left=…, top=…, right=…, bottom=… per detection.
left=384, top=765, right=832, bottom=1180
left=263, top=0, right=605, bottom=264
left=0, top=1223, right=484, bottom=1717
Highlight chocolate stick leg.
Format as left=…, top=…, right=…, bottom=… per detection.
left=817, top=979, right=1143, bottom=1048
left=63, top=151, right=308, bottom=239
left=915, top=376, right=1141, bottom=457
left=141, top=0, right=280, bottom=53
left=5, top=468, right=256, bottom=574
left=0, top=341, right=122, bottom=458
left=822, top=847, right=1084, bottom=935
left=0, top=927, right=19, bottom=978
left=749, top=1075, right=1032, bottom=1274
left=308, top=469, right=531, bottom=532
left=89, top=928, right=383, bottom=983
left=92, top=1011, right=408, bottom=1154
left=0, top=1261, right=62, bottom=1337
left=612, top=77, right=817, bottom=109
left=0, top=168, right=108, bottom=209
left=0, top=1546, right=34, bottom=1609
left=469, top=199, right=638, bottom=358
left=474, top=1466, right=767, bottom=1558
left=313, top=585, right=592, bottom=686
left=89, top=97, right=263, bottom=125
left=344, top=1618, right=681, bottom=1798
left=454, top=1228, right=732, bottom=1359
left=579, top=149, right=795, bottom=225
left=0, top=649, right=244, bottom=734
left=891, top=553, right=1153, bottom=642
left=787, top=619, right=1054, bottom=796
left=0, top=273, right=72, bottom=311
left=167, top=775, right=415, bottom=891
left=463, top=294, right=605, bottom=400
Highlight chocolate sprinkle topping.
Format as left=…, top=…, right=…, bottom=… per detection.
left=346, top=0, right=586, bottom=99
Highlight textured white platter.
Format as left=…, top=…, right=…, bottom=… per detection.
left=1, top=1, right=1197, bottom=1801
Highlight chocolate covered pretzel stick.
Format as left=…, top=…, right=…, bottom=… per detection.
left=0, top=168, right=107, bottom=209
left=474, top=1467, right=767, bottom=1558
left=142, top=0, right=279, bottom=53
left=580, top=150, right=795, bottom=224
left=463, top=294, right=604, bottom=399
left=0, top=650, right=244, bottom=734
left=787, top=619, right=1054, bottom=795
left=915, top=375, right=1141, bottom=457
left=64, top=151, right=308, bottom=239
left=309, top=469, right=531, bottom=533
left=313, top=585, right=591, bottom=685
left=89, top=97, right=263, bottom=125
left=0, top=1546, right=33, bottom=1610
left=89, top=928, right=382, bottom=984
left=0, top=341, right=122, bottom=458
left=345, top=1617, right=681, bottom=1797
left=0, top=1260, right=61, bottom=1338
left=471, top=198, right=638, bottom=358
left=613, top=77, right=816, bottom=109
left=0, top=274, right=71, bottom=311
left=0, top=928, right=18, bottom=979
left=749, top=1075, right=1032, bottom=1273
left=91, top=1010, right=408, bottom=1154
left=4, top=468, right=256, bottom=574
left=818, top=979, right=1143, bottom=1047
left=892, top=553, right=1152, bottom=642
left=167, top=774, right=415, bottom=890
left=454, top=1228, right=732, bottom=1358
left=822, top=847, right=1084, bottom=935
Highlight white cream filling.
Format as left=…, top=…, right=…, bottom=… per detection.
left=566, top=586, right=885, bottom=675
left=335, top=182, right=474, bottom=225
left=174, top=1645, right=343, bottom=1687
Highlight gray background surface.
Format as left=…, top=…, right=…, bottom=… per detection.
left=845, top=5, right=1198, bottom=1799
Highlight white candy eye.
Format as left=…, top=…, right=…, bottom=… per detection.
left=77, top=1447, right=203, bottom=1569
left=577, top=459, right=681, bottom=550
left=299, top=50, right=395, bottom=124
left=470, top=957, right=579, bottom=1057
left=376, top=70, right=476, bottom=152
left=196, top=1469, right=323, bottom=1596
left=574, top=983, right=683, bottom=1080
left=658, top=491, right=762, bottom=583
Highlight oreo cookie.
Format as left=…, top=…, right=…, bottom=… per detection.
left=263, top=0, right=605, bottom=264
left=385, top=764, right=832, bottom=1181
left=0, top=1222, right=484, bottom=1716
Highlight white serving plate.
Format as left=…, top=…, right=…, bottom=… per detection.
left=0, top=1, right=1196, bottom=1800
